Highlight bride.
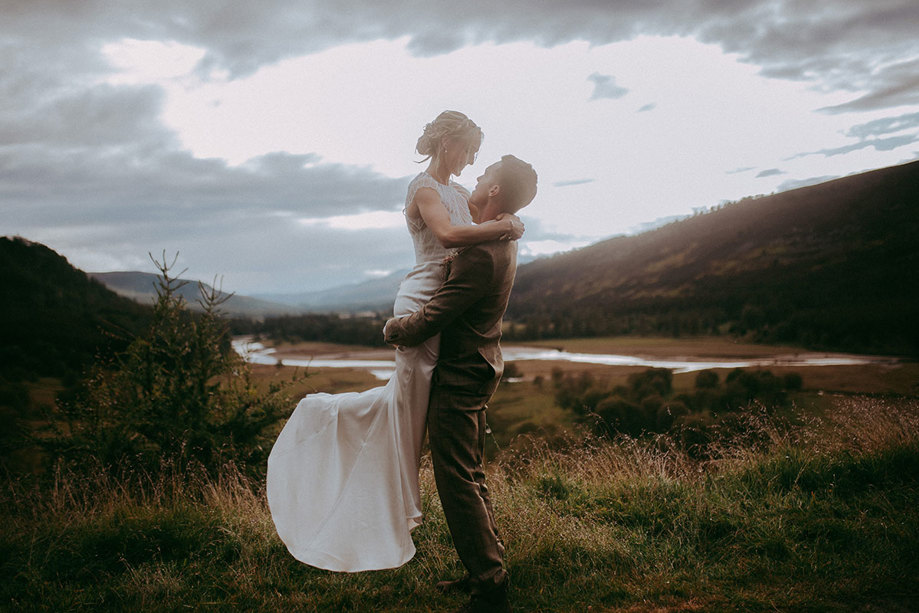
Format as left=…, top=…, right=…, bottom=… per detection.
left=266, top=111, right=524, bottom=571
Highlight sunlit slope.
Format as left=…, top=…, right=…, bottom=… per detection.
left=508, top=160, right=919, bottom=355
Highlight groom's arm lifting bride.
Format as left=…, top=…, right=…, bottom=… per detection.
left=384, top=155, right=537, bottom=613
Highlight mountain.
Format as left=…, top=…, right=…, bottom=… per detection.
left=0, top=237, right=152, bottom=379
left=507, top=160, right=919, bottom=356
left=255, top=269, right=410, bottom=313
left=89, top=271, right=304, bottom=318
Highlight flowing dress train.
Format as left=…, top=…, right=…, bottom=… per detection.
left=266, top=172, right=473, bottom=571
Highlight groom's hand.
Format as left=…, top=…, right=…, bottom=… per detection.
left=383, top=317, right=401, bottom=347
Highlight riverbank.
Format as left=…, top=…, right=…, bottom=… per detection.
left=240, top=335, right=915, bottom=396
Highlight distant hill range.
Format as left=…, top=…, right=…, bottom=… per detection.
left=506, top=160, right=919, bottom=356
left=254, top=269, right=410, bottom=314
left=89, top=271, right=303, bottom=318
left=0, top=237, right=152, bottom=379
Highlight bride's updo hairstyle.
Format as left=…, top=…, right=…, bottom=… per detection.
left=416, top=110, right=483, bottom=163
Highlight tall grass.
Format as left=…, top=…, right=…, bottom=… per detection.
left=3, top=397, right=918, bottom=612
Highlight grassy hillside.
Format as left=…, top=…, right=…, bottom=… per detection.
left=509, top=161, right=919, bottom=356
left=3, top=396, right=917, bottom=611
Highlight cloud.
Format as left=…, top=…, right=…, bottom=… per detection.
left=553, top=178, right=595, bottom=187
left=844, top=112, right=919, bottom=139
left=817, top=59, right=919, bottom=114
left=637, top=103, right=657, bottom=113
left=803, top=134, right=919, bottom=158
left=776, top=175, right=839, bottom=192
left=588, top=72, right=629, bottom=100
left=1, top=145, right=407, bottom=224
left=626, top=214, right=691, bottom=235
left=784, top=110, right=919, bottom=160
left=755, top=168, right=784, bottom=178
left=6, top=200, right=415, bottom=293
left=4, top=1, right=917, bottom=108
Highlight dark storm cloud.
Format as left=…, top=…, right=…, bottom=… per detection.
left=0, top=142, right=411, bottom=290
left=1, top=145, right=408, bottom=225
left=817, top=58, right=919, bottom=114
left=588, top=73, right=629, bottom=101
left=0, top=84, right=169, bottom=148
left=6, top=1, right=916, bottom=99
left=4, top=2, right=916, bottom=152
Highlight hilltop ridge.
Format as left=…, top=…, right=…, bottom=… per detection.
left=507, top=160, right=919, bottom=355
left=0, top=236, right=152, bottom=379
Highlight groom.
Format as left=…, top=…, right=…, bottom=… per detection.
left=385, top=155, right=537, bottom=613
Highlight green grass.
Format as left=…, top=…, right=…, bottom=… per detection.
left=3, top=397, right=919, bottom=612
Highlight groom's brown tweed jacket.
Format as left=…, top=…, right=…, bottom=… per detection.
left=385, top=239, right=517, bottom=411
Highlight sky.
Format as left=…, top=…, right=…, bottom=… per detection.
left=2, top=1, right=918, bottom=295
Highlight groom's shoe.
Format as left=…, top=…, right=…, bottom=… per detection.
left=452, top=592, right=511, bottom=613
left=436, top=575, right=471, bottom=594
left=452, top=575, right=510, bottom=613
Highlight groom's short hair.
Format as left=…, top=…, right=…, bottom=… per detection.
left=495, top=155, right=537, bottom=214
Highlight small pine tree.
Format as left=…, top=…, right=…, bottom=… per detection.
left=43, top=253, right=300, bottom=475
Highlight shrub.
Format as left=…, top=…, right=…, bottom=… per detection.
left=783, top=372, right=803, bottom=391
left=695, top=369, right=719, bottom=389
left=628, top=368, right=673, bottom=398
left=554, top=366, right=804, bottom=446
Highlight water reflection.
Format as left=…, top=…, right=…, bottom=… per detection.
left=501, top=348, right=879, bottom=373
left=233, top=339, right=396, bottom=378
left=234, top=337, right=890, bottom=382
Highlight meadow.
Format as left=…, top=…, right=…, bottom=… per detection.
left=4, top=336, right=918, bottom=611
left=3, top=394, right=918, bottom=611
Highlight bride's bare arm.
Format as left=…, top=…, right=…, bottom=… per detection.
left=412, top=187, right=524, bottom=249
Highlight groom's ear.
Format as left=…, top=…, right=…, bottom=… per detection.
left=488, top=183, right=501, bottom=199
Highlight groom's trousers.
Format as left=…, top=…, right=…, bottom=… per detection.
left=427, top=395, right=507, bottom=593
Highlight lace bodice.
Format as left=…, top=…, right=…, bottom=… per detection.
left=404, top=172, right=474, bottom=264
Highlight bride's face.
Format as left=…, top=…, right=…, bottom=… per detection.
left=442, top=136, right=479, bottom=177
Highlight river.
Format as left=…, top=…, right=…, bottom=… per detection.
left=232, top=337, right=892, bottom=381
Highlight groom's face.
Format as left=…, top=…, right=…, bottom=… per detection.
left=469, top=162, right=501, bottom=208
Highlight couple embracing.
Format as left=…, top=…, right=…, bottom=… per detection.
left=267, top=110, right=538, bottom=612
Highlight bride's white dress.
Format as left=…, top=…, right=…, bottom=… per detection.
left=267, top=172, right=473, bottom=571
